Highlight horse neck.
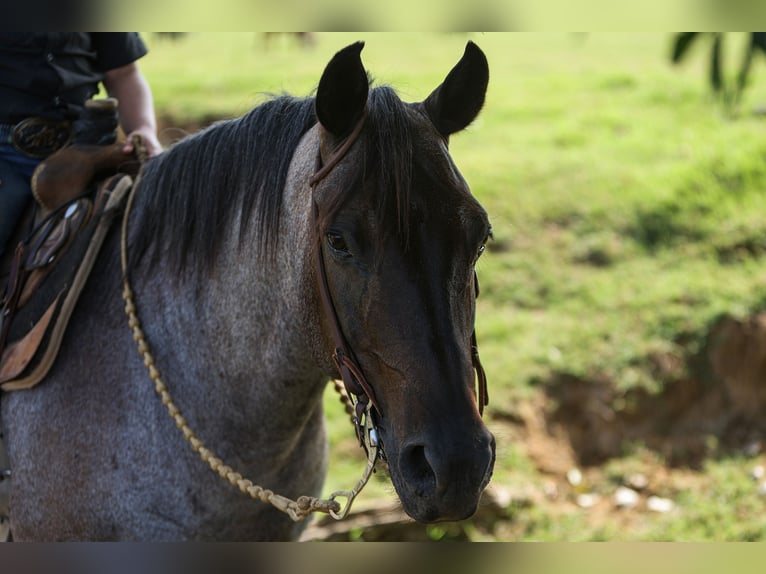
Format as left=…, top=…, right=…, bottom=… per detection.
left=126, top=134, right=327, bottom=432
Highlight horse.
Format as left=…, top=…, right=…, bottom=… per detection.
left=0, top=40, right=495, bottom=541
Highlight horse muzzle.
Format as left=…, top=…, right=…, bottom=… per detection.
left=385, top=422, right=496, bottom=523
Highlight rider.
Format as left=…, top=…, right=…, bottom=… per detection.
left=0, top=33, right=163, bottom=257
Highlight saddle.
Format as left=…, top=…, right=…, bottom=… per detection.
left=0, top=143, right=142, bottom=391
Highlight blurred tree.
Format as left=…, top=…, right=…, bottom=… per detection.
left=672, top=32, right=766, bottom=110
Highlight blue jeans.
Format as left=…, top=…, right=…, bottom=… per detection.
left=0, top=144, right=41, bottom=256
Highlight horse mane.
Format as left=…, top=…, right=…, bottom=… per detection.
left=130, top=95, right=316, bottom=275
left=130, top=86, right=414, bottom=278
left=363, top=86, right=413, bottom=245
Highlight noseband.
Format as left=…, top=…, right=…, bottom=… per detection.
left=309, top=111, right=490, bottom=463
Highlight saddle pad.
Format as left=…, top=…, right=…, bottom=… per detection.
left=0, top=174, right=134, bottom=391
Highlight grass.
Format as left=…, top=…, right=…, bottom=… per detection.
left=138, top=32, right=766, bottom=540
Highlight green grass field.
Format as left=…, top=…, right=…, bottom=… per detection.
left=138, top=33, right=766, bottom=540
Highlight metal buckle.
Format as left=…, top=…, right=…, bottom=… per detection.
left=12, top=117, right=71, bottom=158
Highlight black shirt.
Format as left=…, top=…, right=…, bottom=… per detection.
left=0, top=32, right=148, bottom=124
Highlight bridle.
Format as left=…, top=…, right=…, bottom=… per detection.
left=308, top=110, right=490, bottom=465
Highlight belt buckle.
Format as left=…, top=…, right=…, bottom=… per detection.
left=12, top=117, right=71, bottom=158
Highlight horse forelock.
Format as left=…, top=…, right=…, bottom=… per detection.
left=355, top=86, right=468, bottom=255
left=319, top=86, right=425, bottom=254
left=367, top=87, right=414, bottom=241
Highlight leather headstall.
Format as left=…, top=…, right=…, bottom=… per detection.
left=309, top=110, right=381, bottom=457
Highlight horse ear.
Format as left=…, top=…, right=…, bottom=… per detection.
left=316, top=41, right=369, bottom=138
left=424, top=41, right=489, bottom=137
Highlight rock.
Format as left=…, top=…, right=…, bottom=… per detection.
left=567, top=468, right=583, bottom=487
left=647, top=495, right=675, bottom=513
left=614, top=486, right=640, bottom=509
left=576, top=493, right=600, bottom=509
left=751, top=465, right=765, bottom=481
left=487, top=484, right=513, bottom=509
left=543, top=480, right=559, bottom=500
left=625, top=473, right=649, bottom=490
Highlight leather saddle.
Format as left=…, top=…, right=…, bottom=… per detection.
left=0, top=142, right=143, bottom=391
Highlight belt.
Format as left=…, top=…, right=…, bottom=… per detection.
left=0, top=118, right=72, bottom=158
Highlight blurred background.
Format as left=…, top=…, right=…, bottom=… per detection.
left=135, top=32, right=766, bottom=541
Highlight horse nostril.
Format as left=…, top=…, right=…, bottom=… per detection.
left=401, top=444, right=436, bottom=497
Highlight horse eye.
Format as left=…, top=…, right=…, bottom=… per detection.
left=477, top=228, right=493, bottom=258
left=326, top=232, right=350, bottom=255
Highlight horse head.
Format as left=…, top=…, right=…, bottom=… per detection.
left=311, top=41, right=495, bottom=523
